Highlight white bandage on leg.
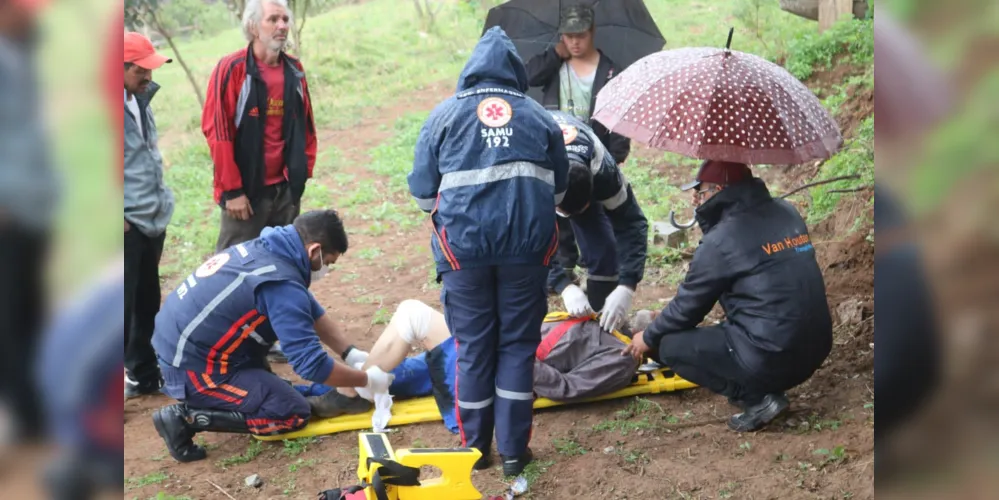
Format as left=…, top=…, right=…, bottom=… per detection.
left=392, top=300, right=433, bottom=346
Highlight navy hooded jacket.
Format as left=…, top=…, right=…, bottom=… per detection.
left=153, top=225, right=336, bottom=390
left=407, top=27, right=570, bottom=275
left=547, top=110, right=649, bottom=291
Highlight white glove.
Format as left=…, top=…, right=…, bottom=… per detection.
left=344, top=347, right=369, bottom=367
left=561, top=284, right=594, bottom=317
left=599, top=285, right=634, bottom=332
left=362, top=366, right=394, bottom=396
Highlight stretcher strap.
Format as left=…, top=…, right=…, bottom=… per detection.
left=366, top=458, right=422, bottom=500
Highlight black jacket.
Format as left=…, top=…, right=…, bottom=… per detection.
left=645, top=179, right=833, bottom=380
left=525, top=47, right=631, bottom=164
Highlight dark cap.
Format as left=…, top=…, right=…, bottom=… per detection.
left=681, top=160, right=752, bottom=191
left=559, top=4, right=594, bottom=34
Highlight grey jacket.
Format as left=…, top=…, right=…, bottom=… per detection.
left=0, top=36, right=59, bottom=230
left=124, top=82, right=174, bottom=237
left=534, top=319, right=639, bottom=402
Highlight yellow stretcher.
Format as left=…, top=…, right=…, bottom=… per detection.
left=256, top=313, right=697, bottom=442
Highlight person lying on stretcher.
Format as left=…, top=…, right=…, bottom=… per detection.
left=294, top=299, right=640, bottom=432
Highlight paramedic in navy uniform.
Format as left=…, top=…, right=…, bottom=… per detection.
left=149, top=210, right=394, bottom=462
left=407, top=27, right=569, bottom=476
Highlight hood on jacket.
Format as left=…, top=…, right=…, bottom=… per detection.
left=456, top=26, right=529, bottom=92
left=695, top=178, right=773, bottom=233
left=259, top=225, right=312, bottom=285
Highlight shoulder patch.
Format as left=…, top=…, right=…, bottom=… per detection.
left=477, top=97, right=513, bottom=128
left=195, top=253, right=231, bottom=278
left=560, top=124, right=579, bottom=145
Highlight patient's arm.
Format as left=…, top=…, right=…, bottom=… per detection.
left=533, top=346, right=639, bottom=402
left=337, top=300, right=451, bottom=396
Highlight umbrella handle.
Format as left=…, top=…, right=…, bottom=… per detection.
left=669, top=210, right=696, bottom=230
left=725, top=27, right=734, bottom=50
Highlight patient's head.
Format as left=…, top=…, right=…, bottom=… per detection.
left=557, top=161, right=593, bottom=217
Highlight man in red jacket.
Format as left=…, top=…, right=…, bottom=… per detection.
left=202, top=0, right=317, bottom=254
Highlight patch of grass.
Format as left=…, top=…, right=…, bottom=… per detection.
left=288, top=458, right=318, bottom=472
left=593, top=416, right=655, bottom=436
left=216, top=439, right=264, bottom=469
left=798, top=413, right=845, bottom=433
left=281, top=437, right=318, bottom=457
left=147, top=493, right=193, bottom=500
left=371, top=307, right=392, bottom=325
left=553, top=437, right=587, bottom=457
left=340, top=272, right=360, bottom=282
left=507, top=459, right=555, bottom=486
left=813, top=446, right=848, bottom=467
left=784, top=17, right=874, bottom=81
left=125, top=472, right=169, bottom=490
left=353, top=294, right=384, bottom=305
left=807, top=116, right=874, bottom=224
left=620, top=449, right=650, bottom=465
left=737, top=441, right=753, bottom=456
left=160, top=142, right=222, bottom=283
left=411, top=438, right=428, bottom=448
left=368, top=112, right=432, bottom=197
left=356, top=247, right=384, bottom=260
left=282, top=476, right=297, bottom=496
left=718, top=481, right=739, bottom=499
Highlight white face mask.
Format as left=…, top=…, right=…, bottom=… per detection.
left=310, top=248, right=331, bottom=283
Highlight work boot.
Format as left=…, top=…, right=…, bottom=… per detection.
left=307, top=391, right=372, bottom=418
left=472, top=446, right=494, bottom=471
left=152, top=404, right=207, bottom=463
left=124, top=374, right=162, bottom=399
left=501, top=448, right=533, bottom=477
left=727, top=393, right=790, bottom=432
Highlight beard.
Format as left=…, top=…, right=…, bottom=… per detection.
left=265, top=35, right=288, bottom=53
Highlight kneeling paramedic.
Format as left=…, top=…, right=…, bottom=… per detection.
left=150, top=210, right=394, bottom=462
left=624, top=162, right=833, bottom=432
left=546, top=111, right=649, bottom=332
left=407, top=27, right=569, bottom=476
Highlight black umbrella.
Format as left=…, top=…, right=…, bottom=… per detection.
left=482, top=0, right=666, bottom=101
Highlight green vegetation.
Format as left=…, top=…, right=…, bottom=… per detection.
left=216, top=439, right=265, bottom=468
left=125, top=472, right=170, bottom=490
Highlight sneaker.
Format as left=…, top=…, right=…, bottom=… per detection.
left=152, top=404, right=207, bottom=463
left=501, top=448, right=533, bottom=477
left=307, top=391, right=372, bottom=418
left=124, top=375, right=162, bottom=400
left=727, top=393, right=790, bottom=432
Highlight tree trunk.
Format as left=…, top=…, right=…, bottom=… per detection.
left=146, top=7, right=205, bottom=108
left=293, top=0, right=311, bottom=54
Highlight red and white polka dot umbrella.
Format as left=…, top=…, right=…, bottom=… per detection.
left=593, top=46, right=843, bottom=165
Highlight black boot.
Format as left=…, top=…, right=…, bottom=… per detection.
left=152, top=404, right=208, bottom=463
left=472, top=446, right=494, bottom=471
left=307, top=391, right=372, bottom=418
left=185, top=407, right=252, bottom=434
left=727, top=393, right=790, bottom=432
left=501, top=448, right=533, bottom=477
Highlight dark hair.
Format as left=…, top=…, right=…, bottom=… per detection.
left=558, top=161, right=593, bottom=215
left=124, top=62, right=134, bottom=70
left=293, top=209, right=349, bottom=255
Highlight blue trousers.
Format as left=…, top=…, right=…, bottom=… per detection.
left=441, top=265, right=548, bottom=457
left=162, top=365, right=311, bottom=436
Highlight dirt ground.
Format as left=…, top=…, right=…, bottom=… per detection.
left=124, top=76, right=875, bottom=499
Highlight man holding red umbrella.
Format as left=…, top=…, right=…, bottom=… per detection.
left=623, top=160, right=833, bottom=432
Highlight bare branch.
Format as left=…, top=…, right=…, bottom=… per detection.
left=827, top=185, right=872, bottom=194
left=779, top=174, right=862, bottom=199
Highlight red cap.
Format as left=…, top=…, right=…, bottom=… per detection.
left=124, top=32, right=172, bottom=70
left=681, top=160, right=752, bottom=191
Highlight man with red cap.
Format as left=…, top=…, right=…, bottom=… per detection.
left=623, top=160, right=833, bottom=432
left=124, top=31, right=175, bottom=399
